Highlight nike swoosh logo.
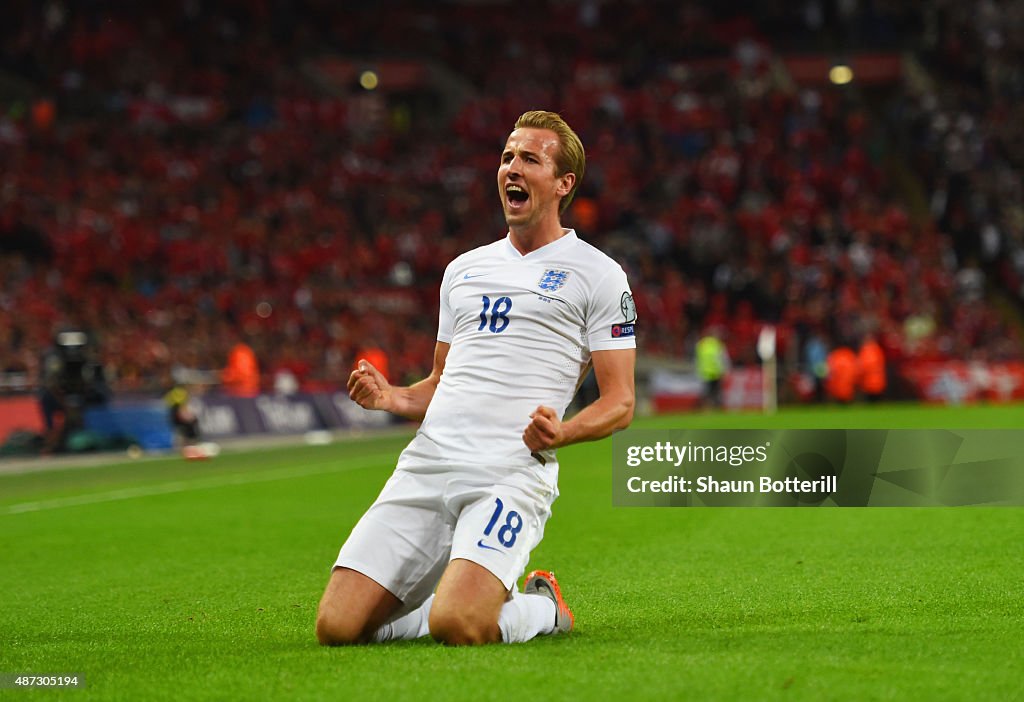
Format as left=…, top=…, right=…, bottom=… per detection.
left=477, top=539, right=503, bottom=552
left=463, top=273, right=487, bottom=279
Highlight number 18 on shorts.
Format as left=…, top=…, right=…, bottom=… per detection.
left=450, top=485, right=550, bottom=592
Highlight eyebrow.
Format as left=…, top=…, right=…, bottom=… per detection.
left=502, top=147, right=543, bottom=160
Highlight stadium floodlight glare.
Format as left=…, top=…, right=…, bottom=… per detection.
left=359, top=70, right=379, bottom=90
left=829, top=64, right=854, bottom=85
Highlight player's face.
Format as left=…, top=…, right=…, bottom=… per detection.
left=497, top=128, right=573, bottom=229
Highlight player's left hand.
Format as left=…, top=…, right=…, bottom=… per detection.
left=523, top=405, right=563, bottom=452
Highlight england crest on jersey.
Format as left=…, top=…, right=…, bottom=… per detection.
left=538, top=269, right=570, bottom=292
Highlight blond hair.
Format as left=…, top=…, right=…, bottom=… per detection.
left=513, top=110, right=585, bottom=214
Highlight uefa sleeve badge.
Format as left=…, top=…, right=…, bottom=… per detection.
left=611, top=292, right=637, bottom=338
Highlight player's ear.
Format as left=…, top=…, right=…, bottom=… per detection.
left=556, top=172, right=575, bottom=197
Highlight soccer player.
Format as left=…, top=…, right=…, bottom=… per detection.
left=316, top=110, right=637, bottom=646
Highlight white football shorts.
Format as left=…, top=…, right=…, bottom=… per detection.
left=333, top=461, right=558, bottom=617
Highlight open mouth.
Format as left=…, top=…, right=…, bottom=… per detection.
left=506, top=184, right=529, bottom=209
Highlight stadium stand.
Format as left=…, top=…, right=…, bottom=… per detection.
left=1, top=0, right=1022, bottom=419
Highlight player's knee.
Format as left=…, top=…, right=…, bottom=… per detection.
left=428, top=607, right=496, bottom=646
left=315, top=610, right=367, bottom=646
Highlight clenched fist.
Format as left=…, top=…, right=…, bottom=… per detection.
left=347, top=361, right=392, bottom=411
left=523, top=405, right=563, bottom=452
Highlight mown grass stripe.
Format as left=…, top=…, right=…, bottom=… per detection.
left=0, top=451, right=396, bottom=515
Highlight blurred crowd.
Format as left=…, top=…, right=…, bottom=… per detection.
left=899, top=0, right=1024, bottom=312
left=1, top=0, right=1021, bottom=398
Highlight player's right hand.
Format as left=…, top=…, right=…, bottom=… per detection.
left=347, top=361, right=391, bottom=411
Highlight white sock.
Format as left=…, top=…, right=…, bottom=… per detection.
left=497, top=590, right=557, bottom=644
left=371, top=595, right=434, bottom=642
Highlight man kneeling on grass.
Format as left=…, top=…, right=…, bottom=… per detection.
left=316, top=111, right=636, bottom=645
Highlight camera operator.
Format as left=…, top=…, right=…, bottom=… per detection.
left=38, top=330, right=110, bottom=452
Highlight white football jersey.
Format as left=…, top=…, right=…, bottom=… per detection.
left=397, top=229, right=636, bottom=483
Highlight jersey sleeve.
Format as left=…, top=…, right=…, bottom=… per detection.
left=436, top=261, right=456, bottom=343
left=586, top=265, right=637, bottom=351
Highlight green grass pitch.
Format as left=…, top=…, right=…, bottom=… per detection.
left=1, top=403, right=1022, bottom=701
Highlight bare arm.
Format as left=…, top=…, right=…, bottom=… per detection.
left=523, top=347, right=636, bottom=452
left=347, top=342, right=450, bottom=422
